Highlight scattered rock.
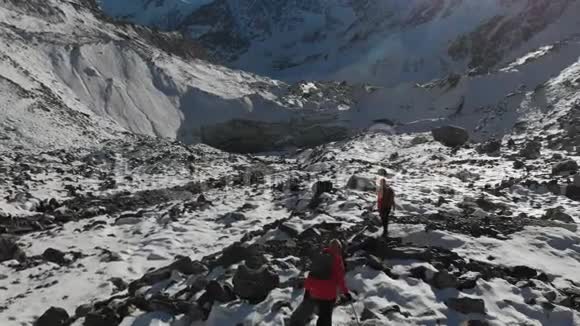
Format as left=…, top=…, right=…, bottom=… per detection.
left=84, top=307, right=121, bottom=326
left=75, top=304, right=93, bottom=318
left=432, top=270, right=458, bottom=289
left=508, top=266, right=537, bottom=279
left=552, top=160, right=578, bottom=175
left=432, top=125, right=469, bottom=147
left=232, top=264, right=279, bottom=303
left=217, top=212, right=247, bottom=225
left=99, top=250, right=123, bottom=263
left=312, top=181, right=333, bottom=196
left=446, top=297, right=486, bottom=315
left=130, top=257, right=207, bottom=295
left=42, top=248, right=68, bottom=265
left=411, top=135, right=430, bottom=146
left=110, top=277, right=128, bottom=291
left=543, top=207, right=574, bottom=223
left=36, top=307, right=70, bottom=326
left=477, top=139, right=501, bottom=154
left=213, top=243, right=263, bottom=268
left=346, top=175, right=376, bottom=192
left=519, top=141, right=541, bottom=160
left=114, top=217, right=142, bottom=226
left=513, top=160, right=525, bottom=170
left=0, top=235, right=26, bottom=262
left=196, top=280, right=237, bottom=319
left=565, top=185, right=580, bottom=201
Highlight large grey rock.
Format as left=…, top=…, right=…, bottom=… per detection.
left=519, top=141, right=541, bottom=160
left=432, top=270, right=458, bottom=289
left=312, top=181, right=333, bottom=196
left=544, top=207, right=574, bottom=223
left=566, top=185, right=580, bottom=201
left=129, top=257, right=207, bottom=295
left=432, top=126, right=469, bottom=147
left=446, top=297, right=486, bottom=314
left=552, top=160, right=578, bottom=175
left=0, top=235, right=26, bottom=263
left=346, top=175, right=376, bottom=192
left=233, top=264, right=279, bottom=303
left=36, top=307, right=69, bottom=326
left=42, top=248, right=69, bottom=265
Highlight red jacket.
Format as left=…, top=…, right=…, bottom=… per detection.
left=377, top=182, right=395, bottom=213
left=304, top=248, right=348, bottom=300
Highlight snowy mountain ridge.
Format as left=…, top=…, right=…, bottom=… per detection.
left=99, top=0, right=580, bottom=86
left=1, top=1, right=580, bottom=326
left=0, top=0, right=371, bottom=153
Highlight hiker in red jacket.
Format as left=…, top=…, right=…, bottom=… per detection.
left=289, top=239, right=351, bottom=326
left=377, top=178, right=395, bottom=237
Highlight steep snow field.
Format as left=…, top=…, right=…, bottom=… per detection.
left=0, top=0, right=310, bottom=150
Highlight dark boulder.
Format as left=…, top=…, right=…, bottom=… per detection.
left=346, top=175, right=376, bottom=192
left=552, top=160, right=578, bottom=175
left=36, top=307, right=69, bottom=326
left=0, top=235, right=26, bottom=262
left=566, top=185, right=580, bottom=201
left=217, top=212, right=247, bottom=226
left=508, top=266, right=537, bottom=279
left=197, top=281, right=236, bottom=319
left=75, top=304, right=93, bottom=318
left=84, top=307, right=121, bottom=326
left=432, top=126, right=469, bottom=147
left=446, top=297, right=486, bottom=315
left=477, top=139, right=501, bottom=154
left=42, top=248, right=69, bottom=265
left=129, top=257, right=207, bottom=295
left=513, top=160, right=525, bottom=170
left=432, top=270, right=458, bottom=289
left=213, top=243, right=263, bottom=269
left=312, top=181, right=333, bottom=196
left=543, top=207, right=574, bottom=223
left=519, top=141, right=541, bottom=160
left=233, top=264, right=279, bottom=303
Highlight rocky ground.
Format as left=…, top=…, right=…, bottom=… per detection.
left=1, top=123, right=580, bottom=326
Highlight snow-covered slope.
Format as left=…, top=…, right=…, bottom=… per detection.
left=2, top=118, right=580, bottom=325
left=1, top=0, right=366, bottom=153
left=99, top=0, right=580, bottom=86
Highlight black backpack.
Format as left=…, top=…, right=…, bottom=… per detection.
left=308, top=251, right=334, bottom=280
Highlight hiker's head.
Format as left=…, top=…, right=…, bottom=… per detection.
left=329, top=239, right=342, bottom=255
left=380, top=178, right=387, bottom=187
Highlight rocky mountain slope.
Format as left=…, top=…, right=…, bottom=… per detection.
left=99, top=0, right=580, bottom=86
left=2, top=119, right=580, bottom=325
left=1, top=1, right=580, bottom=326
left=0, top=0, right=368, bottom=153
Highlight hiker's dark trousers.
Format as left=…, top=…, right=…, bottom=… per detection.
left=289, top=291, right=334, bottom=326
left=380, top=207, right=391, bottom=235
